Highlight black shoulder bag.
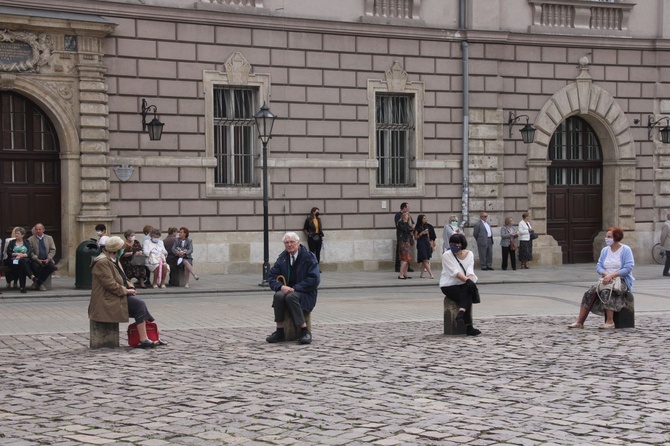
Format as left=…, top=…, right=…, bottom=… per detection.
left=453, top=252, right=481, bottom=304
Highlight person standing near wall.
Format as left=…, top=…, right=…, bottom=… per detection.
left=394, top=202, right=414, bottom=273
left=518, top=212, right=534, bottom=269
left=472, top=212, right=494, bottom=271
left=661, top=212, right=670, bottom=277
left=303, top=207, right=324, bottom=268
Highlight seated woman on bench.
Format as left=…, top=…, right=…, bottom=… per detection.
left=568, top=227, right=635, bottom=329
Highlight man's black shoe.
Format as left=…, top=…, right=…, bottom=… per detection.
left=488, top=268, right=495, bottom=271
left=408, top=267, right=414, bottom=272
left=664, top=272, right=670, bottom=277
left=466, top=327, right=481, bottom=337
left=298, top=329, right=312, bottom=345
left=266, top=330, right=285, bottom=343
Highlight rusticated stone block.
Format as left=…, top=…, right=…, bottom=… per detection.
left=284, top=311, right=312, bottom=341
left=90, top=320, right=119, bottom=349
left=444, top=297, right=466, bottom=336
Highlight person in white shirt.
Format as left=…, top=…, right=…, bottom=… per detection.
left=439, top=233, right=481, bottom=336
left=517, top=212, right=534, bottom=269
left=95, top=224, right=109, bottom=250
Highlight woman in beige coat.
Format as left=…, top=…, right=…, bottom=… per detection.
left=88, top=236, right=166, bottom=348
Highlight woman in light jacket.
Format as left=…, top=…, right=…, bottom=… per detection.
left=568, top=227, right=635, bottom=329
left=88, top=236, right=165, bottom=348
left=517, top=212, right=533, bottom=269
left=439, top=233, right=481, bottom=336
left=442, top=215, right=461, bottom=253
left=143, top=228, right=169, bottom=289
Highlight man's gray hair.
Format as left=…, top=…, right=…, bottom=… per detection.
left=282, top=232, right=300, bottom=242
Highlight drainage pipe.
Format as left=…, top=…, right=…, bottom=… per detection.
left=459, top=0, right=470, bottom=228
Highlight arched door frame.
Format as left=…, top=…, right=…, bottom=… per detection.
left=526, top=65, right=637, bottom=258
left=0, top=74, right=81, bottom=271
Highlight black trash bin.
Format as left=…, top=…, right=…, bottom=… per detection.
left=76, top=240, right=100, bottom=289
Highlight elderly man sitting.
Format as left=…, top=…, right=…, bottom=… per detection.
left=266, top=232, right=320, bottom=345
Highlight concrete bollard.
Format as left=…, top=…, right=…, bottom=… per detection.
left=90, top=320, right=120, bottom=349
left=444, top=296, right=467, bottom=335
left=612, top=292, right=635, bottom=328
left=169, top=266, right=187, bottom=287
left=283, top=311, right=312, bottom=341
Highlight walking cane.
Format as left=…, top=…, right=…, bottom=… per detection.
left=276, top=275, right=286, bottom=286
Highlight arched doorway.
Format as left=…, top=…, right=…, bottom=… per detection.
left=0, top=92, right=61, bottom=259
left=547, top=116, right=603, bottom=263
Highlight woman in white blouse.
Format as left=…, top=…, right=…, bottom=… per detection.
left=143, top=228, right=169, bottom=288
left=439, top=233, right=481, bottom=336
left=517, top=212, right=533, bottom=269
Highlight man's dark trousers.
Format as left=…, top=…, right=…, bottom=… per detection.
left=273, top=291, right=306, bottom=328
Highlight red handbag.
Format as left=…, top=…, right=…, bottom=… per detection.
left=127, top=321, right=160, bottom=347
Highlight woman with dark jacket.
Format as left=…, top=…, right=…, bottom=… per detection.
left=172, top=227, right=199, bottom=288
left=5, top=227, right=36, bottom=293
left=396, top=211, right=414, bottom=280
left=303, top=207, right=324, bottom=265
left=414, top=214, right=436, bottom=279
left=88, top=236, right=166, bottom=348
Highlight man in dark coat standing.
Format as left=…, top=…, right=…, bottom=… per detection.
left=266, top=232, right=320, bottom=344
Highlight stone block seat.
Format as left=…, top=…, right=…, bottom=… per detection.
left=283, top=310, right=312, bottom=341
left=611, top=291, right=635, bottom=328
left=90, top=320, right=119, bottom=349
left=443, top=296, right=467, bottom=335
left=169, top=265, right=187, bottom=287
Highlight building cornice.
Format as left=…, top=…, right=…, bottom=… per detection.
left=0, top=0, right=668, bottom=50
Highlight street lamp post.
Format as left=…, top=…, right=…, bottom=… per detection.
left=254, top=103, right=277, bottom=287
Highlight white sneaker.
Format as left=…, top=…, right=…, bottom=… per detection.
left=185, top=283, right=190, bottom=288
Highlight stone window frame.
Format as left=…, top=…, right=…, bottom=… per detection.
left=203, top=54, right=270, bottom=198
left=367, top=62, right=425, bottom=198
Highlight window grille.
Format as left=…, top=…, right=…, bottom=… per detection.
left=375, top=95, right=413, bottom=187
left=213, top=87, right=256, bottom=186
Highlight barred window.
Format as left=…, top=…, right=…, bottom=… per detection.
left=375, top=94, right=414, bottom=187
left=213, top=87, right=256, bottom=186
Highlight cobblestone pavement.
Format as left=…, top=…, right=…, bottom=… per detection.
left=2, top=316, right=670, bottom=444
left=2, top=265, right=670, bottom=445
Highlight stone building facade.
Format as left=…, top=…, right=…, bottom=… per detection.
left=0, top=0, right=667, bottom=274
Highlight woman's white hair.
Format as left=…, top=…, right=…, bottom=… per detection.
left=282, top=232, right=300, bottom=242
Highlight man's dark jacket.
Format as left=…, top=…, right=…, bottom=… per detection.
left=268, top=244, right=320, bottom=313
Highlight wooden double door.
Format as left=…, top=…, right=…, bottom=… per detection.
left=0, top=92, right=61, bottom=260
left=546, top=117, right=603, bottom=264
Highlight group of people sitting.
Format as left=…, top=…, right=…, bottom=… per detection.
left=95, top=224, right=199, bottom=289
left=2, top=224, right=57, bottom=294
